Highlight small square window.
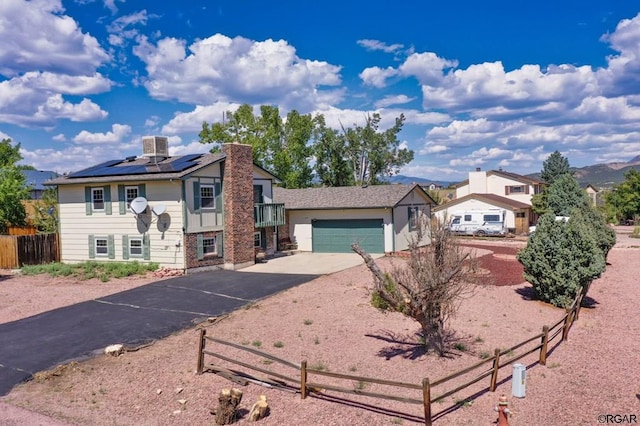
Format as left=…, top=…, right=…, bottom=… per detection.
left=203, top=237, right=216, bottom=255
left=254, top=232, right=262, bottom=248
left=201, top=185, right=215, bottom=209
left=129, top=238, right=143, bottom=257
left=92, top=188, right=104, bottom=211
left=464, top=215, right=472, bottom=221
left=95, top=238, right=108, bottom=256
left=125, top=186, right=139, bottom=208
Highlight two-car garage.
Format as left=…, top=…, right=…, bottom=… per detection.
left=273, top=184, right=436, bottom=255
left=311, top=219, right=384, bottom=253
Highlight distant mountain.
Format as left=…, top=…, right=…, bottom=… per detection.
left=527, top=157, right=640, bottom=189
left=386, top=174, right=454, bottom=187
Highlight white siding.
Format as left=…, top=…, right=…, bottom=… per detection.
left=435, top=198, right=517, bottom=229
left=392, top=190, right=432, bottom=251
left=184, top=163, right=223, bottom=232
left=457, top=172, right=534, bottom=205
left=286, top=209, right=393, bottom=252
left=253, top=167, right=275, bottom=203
left=58, top=181, right=186, bottom=269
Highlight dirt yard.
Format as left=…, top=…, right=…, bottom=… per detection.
left=0, top=228, right=638, bottom=425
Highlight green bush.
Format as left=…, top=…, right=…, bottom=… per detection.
left=517, top=212, right=605, bottom=308
left=21, top=261, right=159, bottom=282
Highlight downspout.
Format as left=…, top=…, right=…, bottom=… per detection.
left=391, top=207, right=395, bottom=253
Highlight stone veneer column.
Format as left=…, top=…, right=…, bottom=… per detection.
left=221, top=143, right=255, bottom=269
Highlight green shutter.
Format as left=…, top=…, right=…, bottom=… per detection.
left=85, top=187, right=92, bottom=215
left=88, top=234, right=95, bottom=258
left=104, top=186, right=112, bottom=215
left=214, top=181, right=222, bottom=213
left=216, top=232, right=224, bottom=258
left=143, top=234, right=151, bottom=260
left=122, top=235, right=129, bottom=260
left=193, top=181, right=201, bottom=212
left=107, top=234, right=115, bottom=259
left=197, top=234, right=204, bottom=260
left=138, top=184, right=146, bottom=198
left=118, top=185, right=126, bottom=215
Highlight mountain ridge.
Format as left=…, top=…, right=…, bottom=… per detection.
left=389, top=156, right=640, bottom=189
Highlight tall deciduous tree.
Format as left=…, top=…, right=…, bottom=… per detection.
left=341, top=113, right=413, bottom=186
left=199, top=104, right=315, bottom=188
left=605, top=169, right=640, bottom=223
left=0, top=139, right=29, bottom=233
left=352, top=216, right=479, bottom=356
left=313, top=116, right=354, bottom=187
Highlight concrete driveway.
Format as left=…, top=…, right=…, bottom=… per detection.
left=241, top=252, right=384, bottom=274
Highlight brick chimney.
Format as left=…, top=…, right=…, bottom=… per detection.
left=221, top=143, right=255, bottom=269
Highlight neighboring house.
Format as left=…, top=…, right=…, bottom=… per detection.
left=274, top=184, right=435, bottom=253
left=582, top=183, right=598, bottom=206
left=45, top=139, right=283, bottom=272
left=434, top=168, right=545, bottom=234
left=22, top=170, right=58, bottom=199
left=421, top=182, right=444, bottom=191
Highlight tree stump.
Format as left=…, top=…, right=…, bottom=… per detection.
left=214, top=388, right=243, bottom=425
left=248, top=395, right=269, bottom=422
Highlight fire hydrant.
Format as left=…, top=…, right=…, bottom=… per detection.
left=493, top=394, right=511, bottom=426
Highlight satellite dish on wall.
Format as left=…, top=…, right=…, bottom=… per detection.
left=152, top=204, right=166, bottom=216
left=130, top=197, right=148, bottom=215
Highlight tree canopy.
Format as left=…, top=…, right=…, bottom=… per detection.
left=199, top=105, right=414, bottom=187
left=604, top=169, right=640, bottom=223
left=540, top=150, right=572, bottom=184
left=0, top=139, right=29, bottom=232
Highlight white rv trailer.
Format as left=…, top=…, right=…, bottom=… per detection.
left=447, top=209, right=507, bottom=236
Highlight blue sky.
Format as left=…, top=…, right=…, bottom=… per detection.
left=1, top=0, right=640, bottom=181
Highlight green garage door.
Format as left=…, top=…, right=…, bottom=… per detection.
left=312, top=219, right=384, bottom=253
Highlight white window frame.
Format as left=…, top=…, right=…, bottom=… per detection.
left=408, top=206, right=419, bottom=231
left=254, top=231, right=262, bottom=248
left=202, top=237, right=217, bottom=256
left=95, top=237, right=108, bottom=257
left=129, top=237, right=143, bottom=257
left=508, top=185, right=525, bottom=194
left=92, top=188, right=105, bottom=211
left=125, top=186, right=139, bottom=209
left=200, top=184, right=215, bottom=209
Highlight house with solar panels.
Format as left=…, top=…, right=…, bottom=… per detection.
left=45, top=138, right=284, bottom=272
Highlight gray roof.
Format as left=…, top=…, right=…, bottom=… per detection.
left=273, top=184, right=433, bottom=210
left=433, top=193, right=531, bottom=212
left=46, top=153, right=226, bottom=185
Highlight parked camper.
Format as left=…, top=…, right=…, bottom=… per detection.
left=447, top=210, right=507, bottom=236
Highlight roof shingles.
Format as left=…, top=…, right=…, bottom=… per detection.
left=274, top=184, right=428, bottom=209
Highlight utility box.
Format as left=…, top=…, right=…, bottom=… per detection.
left=512, top=363, right=526, bottom=398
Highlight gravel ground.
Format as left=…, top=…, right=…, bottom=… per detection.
left=0, top=227, right=638, bottom=425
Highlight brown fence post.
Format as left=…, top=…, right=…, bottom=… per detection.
left=300, top=360, right=307, bottom=399
left=562, top=311, right=572, bottom=342
left=422, top=378, right=431, bottom=426
left=490, top=348, right=501, bottom=391
left=539, top=325, right=549, bottom=365
left=196, top=328, right=206, bottom=374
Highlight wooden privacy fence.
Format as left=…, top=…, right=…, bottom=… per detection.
left=196, top=288, right=585, bottom=426
left=0, top=233, right=59, bottom=269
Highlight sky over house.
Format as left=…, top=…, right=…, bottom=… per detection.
left=1, top=0, right=639, bottom=181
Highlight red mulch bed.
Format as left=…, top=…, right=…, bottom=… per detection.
left=460, top=243, right=526, bottom=287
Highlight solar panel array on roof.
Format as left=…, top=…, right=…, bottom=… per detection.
left=67, top=154, right=204, bottom=178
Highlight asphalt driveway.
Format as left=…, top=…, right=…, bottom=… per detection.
left=0, top=270, right=317, bottom=396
